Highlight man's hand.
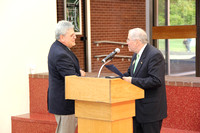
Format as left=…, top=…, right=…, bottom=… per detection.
left=122, top=76, right=132, bottom=83
left=80, top=70, right=86, bottom=77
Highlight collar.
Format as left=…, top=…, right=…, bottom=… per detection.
left=56, top=40, right=71, bottom=50
left=138, top=43, right=147, bottom=57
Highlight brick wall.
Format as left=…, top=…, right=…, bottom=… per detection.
left=57, top=0, right=146, bottom=73
left=91, top=0, right=146, bottom=73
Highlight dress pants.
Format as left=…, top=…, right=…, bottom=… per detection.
left=133, top=117, right=163, bottom=133
left=55, top=114, right=77, bottom=133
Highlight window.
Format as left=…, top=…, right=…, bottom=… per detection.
left=153, top=0, right=196, bottom=76
left=158, top=39, right=196, bottom=76
left=157, top=0, right=195, bottom=26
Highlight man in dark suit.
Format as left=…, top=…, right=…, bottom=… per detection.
left=123, top=28, right=167, bottom=133
left=48, top=20, right=85, bottom=133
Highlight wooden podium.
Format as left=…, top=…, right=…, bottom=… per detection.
left=65, top=76, right=144, bottom=133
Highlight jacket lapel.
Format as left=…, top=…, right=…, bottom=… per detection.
left=65, top=47, right=80, bottom=71
left=133, top=44, right=149, bottom=77
left=56, top=41, right=80, bottom=71
left=133, top=57, right=144, bottom=76
left=68, top=49, right=80, bottom=69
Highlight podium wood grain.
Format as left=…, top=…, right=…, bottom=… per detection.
left=78, top=118, right=133, bottom=133
left=75, top=100, right=135, bottom=121
left=65, top=76, right=144, bottom=103
left=65, top=76, right=144, bottom=133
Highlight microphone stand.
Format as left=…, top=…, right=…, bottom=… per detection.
left=97, top=59, right=112, bottom=78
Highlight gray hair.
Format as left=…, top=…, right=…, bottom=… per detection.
left=129, top=28, right=148, bottom=44
left=55, top=20, right=74, bottom=40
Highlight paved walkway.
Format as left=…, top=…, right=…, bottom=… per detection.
left=160, top=51, right=195, bottom=60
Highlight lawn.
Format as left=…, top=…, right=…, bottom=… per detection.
left=157, top=39, right=195, bottom=53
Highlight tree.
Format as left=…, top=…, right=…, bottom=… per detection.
left=158, top=0, right=195, bottom=26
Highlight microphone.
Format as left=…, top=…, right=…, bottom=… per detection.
left=102, top=48, right=120, bottom=63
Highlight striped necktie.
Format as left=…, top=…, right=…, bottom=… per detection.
left=133, top=54, right=140, bottom=74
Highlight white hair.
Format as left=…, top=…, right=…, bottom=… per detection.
left=55, top=20, right=74, bottom=40
left=129, top=28, right=148, bottom=44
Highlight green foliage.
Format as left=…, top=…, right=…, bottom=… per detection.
left=158, top=0, right=195, bottom=26
left=158, top=0, right=165, bottom=26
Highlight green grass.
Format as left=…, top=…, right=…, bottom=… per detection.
left=157, top=39, right=195, bottom=52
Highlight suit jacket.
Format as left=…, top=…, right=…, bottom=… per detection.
left=124, top=44, right=167, bottom=123
left=47, top=40, right=81, bottom=115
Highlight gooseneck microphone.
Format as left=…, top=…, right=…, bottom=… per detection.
left=102, top=48, right=120, bottom=63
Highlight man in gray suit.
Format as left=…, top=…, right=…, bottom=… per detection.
left=48, top=20, right=85, bottom=133
left=123, top=28, right=167, bottom=133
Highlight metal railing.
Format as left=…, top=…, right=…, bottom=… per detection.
left=94, top=55, right=132, bottom=61
left=93, top=41, right=131, bottom=61
left=93, top=40, right=127, bottom=47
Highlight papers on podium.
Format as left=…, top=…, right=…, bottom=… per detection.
left=105, top=64, right=123, bottom=78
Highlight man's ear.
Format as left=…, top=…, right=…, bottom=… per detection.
left=60, top=35, right=63, bottom=40
left=59, top=35, right=64, bottom=42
